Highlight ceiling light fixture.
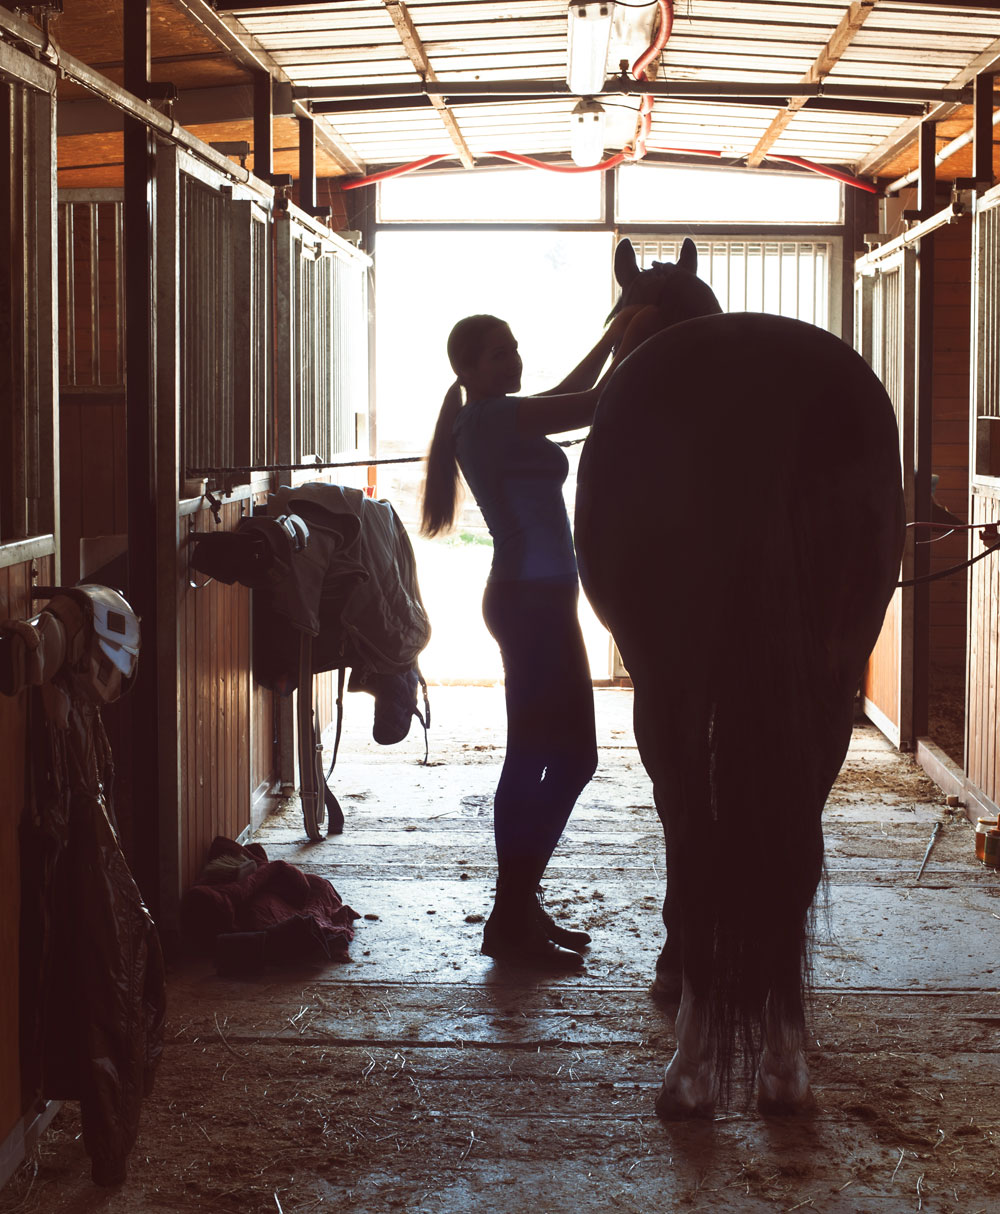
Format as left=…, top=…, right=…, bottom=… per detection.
left=566, top=1, right=615, bottom=98
left=570, top=98, right=607, bottom=166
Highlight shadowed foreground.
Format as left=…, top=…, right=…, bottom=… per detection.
left=2, top=687, right=997, bottom=1214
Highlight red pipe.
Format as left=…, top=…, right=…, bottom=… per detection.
left=338, top=153, right=453, bottom=191
left=632, top=0, right=673, bottom=83
left=645, top=145, right=723, bottom=158
left=628, top=0, right=673, bottom=161
left=767, top=153, right=878, bottom=193
left=487, top=149, right=627, bottom=174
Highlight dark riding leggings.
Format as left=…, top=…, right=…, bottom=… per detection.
left=483, top=579, right=598, bottom=894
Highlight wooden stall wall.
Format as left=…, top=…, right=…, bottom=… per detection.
left=927, top=219, right=972, bottom=765
left=180, top=500, right=254, bottom=890
left=0, top=555, right=54, bottom=1153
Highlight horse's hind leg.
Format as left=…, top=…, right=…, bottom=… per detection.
left=651, top=796, right=682, bottom=1003
left=655, top=973, right=716, bottom=1119
left=757, top=985, right=815, bottom=1115
left=756, top=833, right=823, bottom=1115
left=632, top=697, right=683, bottom=1002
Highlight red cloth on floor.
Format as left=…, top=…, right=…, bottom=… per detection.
left=181, top=836, right=359, bottom=961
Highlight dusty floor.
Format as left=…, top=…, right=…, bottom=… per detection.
left=3, top=685, right=1000, bottom=1214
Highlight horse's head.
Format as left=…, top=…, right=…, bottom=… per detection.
left=609, top=238, right=723, bottom=329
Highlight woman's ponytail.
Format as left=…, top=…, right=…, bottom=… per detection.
left=420, top=380, right=465, bottom=536
left=421, top=314, right=506, bottom=537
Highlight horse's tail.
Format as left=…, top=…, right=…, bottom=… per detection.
left=674, top=492, right=843, bottom=1108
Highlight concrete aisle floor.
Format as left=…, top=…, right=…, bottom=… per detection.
left=3, top=685, right=1000, bottom=1214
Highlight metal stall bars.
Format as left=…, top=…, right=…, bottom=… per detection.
left=854, top=244, right=918, bottom=749
left=57, top=191, right=125, bottom=390
left=272, top=205, right=373, bottom=799
left=56, top=191, right=127, bottom=584
left=0, top=49, right=58, bottom=552
left=621, top=236, right=840, bottom=332
left=967, top=182, right=1000, bottom=808
left=274, top=206, right=371, bottom=477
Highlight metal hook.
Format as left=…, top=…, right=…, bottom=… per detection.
left=187, top=518, right=214, bottom=591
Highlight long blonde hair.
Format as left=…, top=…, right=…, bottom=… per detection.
left=420, top=315, right=506, bottom=537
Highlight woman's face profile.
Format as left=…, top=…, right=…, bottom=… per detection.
left=463, top=324, right=523, bottom=399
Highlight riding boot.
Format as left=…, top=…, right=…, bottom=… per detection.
left=534, top=886, right=591, bottom=951
left=482, top=865, right=584, bottom=970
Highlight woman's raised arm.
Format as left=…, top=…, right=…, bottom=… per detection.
left=515, top=305, right=665, bottom=437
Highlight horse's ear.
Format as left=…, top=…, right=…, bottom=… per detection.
left=677, top=238, right=698, bottom=275
left=614, top=239, right=640, bottom=288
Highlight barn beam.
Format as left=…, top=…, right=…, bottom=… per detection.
left=296, top=79, right=969, bottom=106
left=382, top=0, right=475, bottom=170
left=746, top=0, right=877, bottom=169
left=57, top=86, right=927, bottom=132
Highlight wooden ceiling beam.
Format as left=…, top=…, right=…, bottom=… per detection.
left=167, top=0, right=364, bottom=174
left=859, top=34, right=1000, bottom=177
left=746, top=0, right=877, bottom=168
left=383, top=0, right=475, bottom=169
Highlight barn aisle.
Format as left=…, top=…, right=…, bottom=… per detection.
left=2, top=686, right=999, bottom=1214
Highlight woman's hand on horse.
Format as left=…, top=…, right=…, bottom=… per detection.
left=612, top=306, right=666, bottom=360
left=607, top=304, right=647, bottom=349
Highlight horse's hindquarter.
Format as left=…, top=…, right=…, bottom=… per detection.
left=576, top=312, right=904, bottom=689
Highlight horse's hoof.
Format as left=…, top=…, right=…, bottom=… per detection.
left=757, top=1064, right=817, bottom=1117
left=650, top=969, right=682, bottom=1005
left=655, top=1083, right=715, bottom=1121
left=655, top=1053, right=716, bottom=1121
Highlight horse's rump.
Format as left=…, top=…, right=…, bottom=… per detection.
left=576, top=311, right=904, bottom=1097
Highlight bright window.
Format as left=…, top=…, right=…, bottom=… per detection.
left=617, top=163, right=842, bottom=225
left=378, top=167, right=604, bottom=224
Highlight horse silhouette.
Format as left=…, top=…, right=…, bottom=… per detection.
left=575, top=238, right=904, bottom=1117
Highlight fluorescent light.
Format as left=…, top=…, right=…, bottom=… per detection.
left=570, top=98, right=606, bottom=167
left=567, top=2, right=615, bottom=98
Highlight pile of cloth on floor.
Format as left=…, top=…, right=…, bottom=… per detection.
left=180, top=835, right=359, bottom=976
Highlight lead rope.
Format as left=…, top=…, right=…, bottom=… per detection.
left=897, top=521, right=1000, bottom=588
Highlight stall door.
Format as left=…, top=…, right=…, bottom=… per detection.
left=855, top=247, right=916, bottom=748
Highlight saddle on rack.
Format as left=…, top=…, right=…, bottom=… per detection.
left=189, top=483, right=432, bottom=840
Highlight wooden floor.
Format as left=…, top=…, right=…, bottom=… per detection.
left=2, top=686, right=999, bottom=1214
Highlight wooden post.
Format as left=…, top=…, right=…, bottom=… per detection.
left=298, top=112, right=316, bottom=214
left=973, top=70, right=995, bottom=189
left=254, top=70, right=274, bottom=183
left=123, top=0, right=162, bottom=913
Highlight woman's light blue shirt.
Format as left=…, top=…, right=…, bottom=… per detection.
left=453, top=395, right=578, bottom=584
